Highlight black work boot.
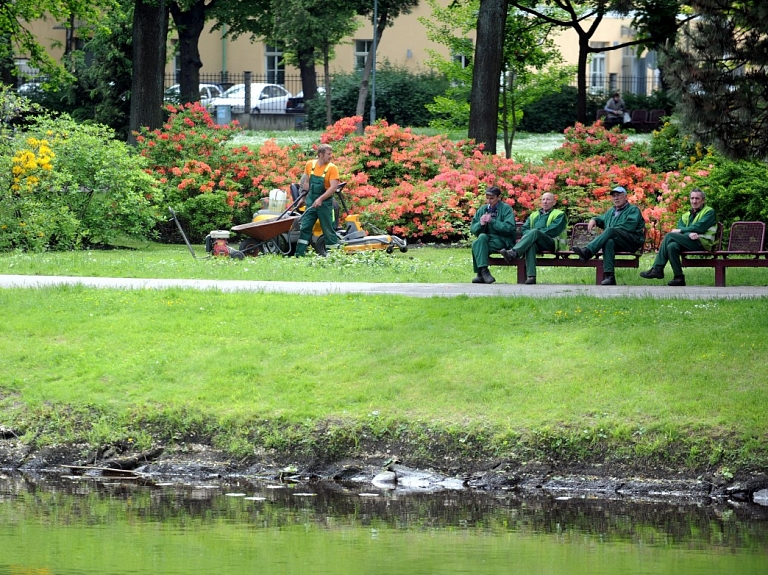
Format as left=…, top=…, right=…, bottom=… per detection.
left=472, top=273, right=484, bottom=284
left=524, top=276, right=536, bottom=285
left=668, top=275, right=686, bottom=286
left=479, top=267, right=496, bottom=284
left=601, top=273, right=616, bottom=285
left=500, top=248, right=518, bottom=263
left=640, top=267, right=664, bottom=279
left=573, top=246, right=592, bottom=261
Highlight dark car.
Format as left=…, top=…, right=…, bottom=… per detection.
left=285, top=91, right=305, bottom=114
left=285, top=88, right=325, bottom=113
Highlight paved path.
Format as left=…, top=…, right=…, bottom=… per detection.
left=1, top=274, right=767, bottom=299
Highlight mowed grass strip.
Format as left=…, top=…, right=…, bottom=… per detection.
left=1, top=286, right=766, bottom=440
left=2, top=246, right=768, bottom=286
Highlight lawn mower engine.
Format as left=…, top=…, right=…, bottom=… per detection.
left=204, top=230, right=244, bottom=259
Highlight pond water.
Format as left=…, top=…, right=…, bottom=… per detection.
left=1, top=473, right=766, bottom=575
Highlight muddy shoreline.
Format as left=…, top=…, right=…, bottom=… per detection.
left=2, top=438, right=767, bottom=507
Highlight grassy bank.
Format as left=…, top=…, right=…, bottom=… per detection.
left=1, top=284, right=767, bottom=476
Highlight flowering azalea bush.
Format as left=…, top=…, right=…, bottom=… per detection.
left=136, top=103, right=308, bottom=239
left=132, top=111, right=739, bottom=246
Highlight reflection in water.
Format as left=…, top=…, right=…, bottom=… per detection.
left=1, top=473, right=766, bottom=575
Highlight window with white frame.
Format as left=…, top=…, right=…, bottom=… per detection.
left=453, top=54, right=471, bottom=68
left=589, top=44, right=607, bottom=94
left=355, top=40, right=373, bottom=70
left=265, top=45, right=285, bottom=85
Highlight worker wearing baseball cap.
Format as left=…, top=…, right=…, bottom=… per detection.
left=572, top=186, right=646, bottom=285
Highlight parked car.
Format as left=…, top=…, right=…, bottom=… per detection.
left=206, top=83, right=292, bottom=114
left=17, top=81, right=47, bottom=96
left=285, top=88, right=325, bottom=113
left=164, top=83, right=223, bottom=105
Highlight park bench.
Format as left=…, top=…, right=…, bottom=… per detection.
left=681, top=221, right=768, bottom=286
left=489, top=222, right=643, bottom=284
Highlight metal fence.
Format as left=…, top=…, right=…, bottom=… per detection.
left=167, top=72, right=661, bottom=98
left=164, top=73, right=304, bottom=97
left=573, top=74, right=663, bottom=96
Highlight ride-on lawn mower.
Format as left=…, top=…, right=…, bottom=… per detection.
left=312, top=183, right=408, bottom=255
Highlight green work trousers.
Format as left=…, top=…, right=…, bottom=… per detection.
left=472, top=233, right=509, bottom=271
left=585, top=228, right=642, bottom=273
left=295, top=196, right=338, bottom=256
left=513, top=229, right=555, bottom=277
left=653, top=232, right=703, bottom=277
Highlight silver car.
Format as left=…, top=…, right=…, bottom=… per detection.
left=164, top=83, right=223, bottom=105
left=206, top=83, right=292, bottom=114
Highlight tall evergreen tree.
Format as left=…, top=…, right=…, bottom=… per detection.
left=664, top=0, right=768, bottom=160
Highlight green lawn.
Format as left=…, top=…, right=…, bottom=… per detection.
left=2, top=244, right=767, bottom=287
left=1, top=278, right=766, bottom=472
left=231, top=129, right=652, bottom=164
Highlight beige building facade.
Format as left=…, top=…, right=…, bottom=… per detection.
left=20, top=6, right=658, bottom=97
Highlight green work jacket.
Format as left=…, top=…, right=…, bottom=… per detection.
left=524, top=209, right=568, bottom=249
left=593, top=203, right=646, bottom=245
left=679, top=206, right=718, bottom=250
left=470, top=201, right=516, bottom=242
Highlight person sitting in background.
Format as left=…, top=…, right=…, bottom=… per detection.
left=499, top=192, right=567, bottom=285
left=604, top=92, right=627, bottom=127
left=639, top=188, right=717, bottom=286
left=470, top=186, right=517, bottom=284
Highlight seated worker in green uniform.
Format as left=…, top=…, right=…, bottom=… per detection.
left=572, top=185, right=646, bottom=285
left=294, top=144, right=340, bottom=256
left=640, top=188, right=717, bottom=286
left=499, top=192, right=567, bottom=284
left=470, top=186, right=516, bottom=284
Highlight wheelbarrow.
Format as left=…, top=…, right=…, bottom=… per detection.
left=231, top=188, right=308, bottom=256
left=231, top=214, right=302, bottom=256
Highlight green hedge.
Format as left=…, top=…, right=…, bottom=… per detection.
left=306, top=63, right=450, bottom=129
left=518, top=86, right=676, bottom=133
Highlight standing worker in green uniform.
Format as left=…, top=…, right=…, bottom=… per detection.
left=295, top=144, right=340, bottom=256
left=499, top=192, right=567, bottom=284
left=639, top=188, right=717, bottom=286
left=470, top=186, right=516, bottom=284
left=573, top=185, right=646, bottom=285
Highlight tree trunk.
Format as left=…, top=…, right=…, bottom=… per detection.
left=169, top=1, right=206, bottom=105
left=128, top=0, right=168, bottom=145
left=576, top=35, right=590, bottom=124
left=468, top=0, right=508, bottom=155
left=323, top=45, right=332, bottom=127
left=355, top=8, right=389, bottom=132
left=297, top=45, right=318, bottom=101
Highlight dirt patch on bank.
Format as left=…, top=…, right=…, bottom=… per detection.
left=2, top=435, right=767, bottom=506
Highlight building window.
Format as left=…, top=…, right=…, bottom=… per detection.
left=355, top=40, right=373, bottom=70
left=266, top=45, right=285, bottom=85
left=453, top=54, right=471, bottom=68
left=589, top=43, right=607, bottom=94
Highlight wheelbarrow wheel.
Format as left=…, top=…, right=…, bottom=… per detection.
left=239, top=238, right=262, bottom=256
left=262, top=233, right=292, bottom=256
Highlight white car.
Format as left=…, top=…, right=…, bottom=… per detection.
left=206, top=83, right=292, bottom=114
left=164, top=83, right=223, bottom=105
